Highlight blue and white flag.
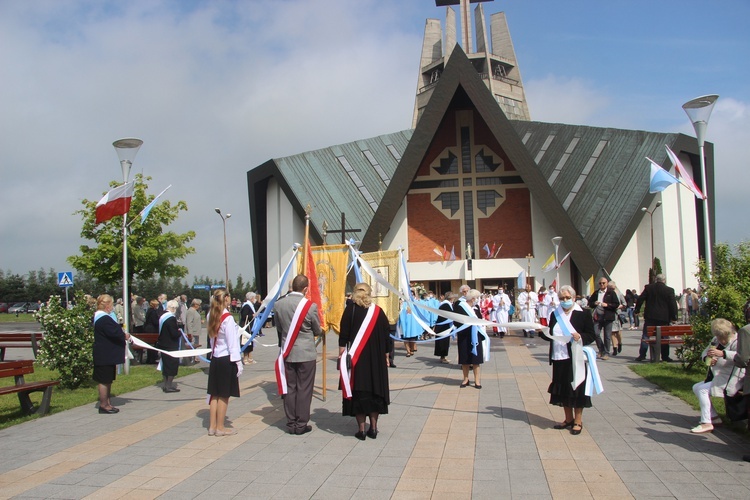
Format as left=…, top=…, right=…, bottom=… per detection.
left=517, top=270, right=526, bottom=289
left=250, top=245, right=299, bottom=337
left=138, top=184, right=172, bottom=224
left=647, top=158, right=679, bottom=194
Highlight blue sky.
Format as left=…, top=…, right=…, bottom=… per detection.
left=1, top=0, right=747, bottom=285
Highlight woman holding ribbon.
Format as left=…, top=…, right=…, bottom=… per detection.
left=433, top=291, right=455, bottom=364
left=339, top=282, right=391, bottom=440
left=206, top=289, right=243, bottom=436
left=157, top=300, right=182, bottom=393
left=92, top=294, right=130, bottom=414
left=542, top=285, right=596, bottom=435
left=454, top=288, right=484, bottom=389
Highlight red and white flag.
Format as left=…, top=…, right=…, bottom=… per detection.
left=95, top=183, right=133, bottom=224
left=557, top=251, right=571, bottom=268
left=665, top=145, right=706, bottom=200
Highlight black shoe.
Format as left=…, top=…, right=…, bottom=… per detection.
left=618, top=345, right=622, bottom=353
left=163, top=387, right=180, bottom=393
left=571, top=423, right=583, bottom=435
left=553, top=420, right=574, bottom=430
left=296, top=425, right=312, bottom=435
left=98, top=406, right=119, bottom=414
left=742, top=455, right=750, bottom=463
left=354, top=431, right=366, bottom=441
left=634, top=356, right=646, bottom=362
left=612, top=349, right=618, bottom=357
left=662, top=357, right=675, bottom=362
left=389, top=363, right=397, bottom=368
left=366, top=428, right=378, bottom=439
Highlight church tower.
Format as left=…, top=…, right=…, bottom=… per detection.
left=412, top=0, right=530, bottom=127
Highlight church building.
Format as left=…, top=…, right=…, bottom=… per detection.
left=246, top=0, right=714, bottom=299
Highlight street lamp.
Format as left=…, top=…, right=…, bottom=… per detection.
left=682, top=94, right=718, bottom=277
left=551, top=236, right=562, bottom=290
left=215, top=208, right=231, bottom=290
left=113, top=138, right=143, bottom=375
left=641, top=200, right=663, bottom=271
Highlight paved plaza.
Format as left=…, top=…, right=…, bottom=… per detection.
left=1, top=328, right=749, bottom=499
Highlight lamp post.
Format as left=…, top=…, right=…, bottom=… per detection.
left=682, top=94, right=718, bottom=277
left=214, top=208, right=231, bottom=290
left=113, top=138, right=143, bottom=375
left=641, top=200, right=662, bottom=270
left=551, top=236, right=562, bottom=290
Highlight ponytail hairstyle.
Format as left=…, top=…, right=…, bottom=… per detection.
left=208, top=288, right=229, bottom=339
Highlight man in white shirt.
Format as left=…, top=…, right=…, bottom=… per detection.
left=492, top=288, right=511, bottom=338
left=517, top=284, right=538, bottom=338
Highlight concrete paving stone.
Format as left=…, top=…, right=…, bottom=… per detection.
left=310, top=485, right=356, bottom=500
left=2, top=331, right=750, bottom=499
left=236, top=480, right=283, bottom=499
left=663, top=480, right=716, bottom=498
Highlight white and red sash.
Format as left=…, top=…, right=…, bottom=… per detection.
left=340, top=304, right=380, bottom=400
left=275, top=298, right=312, bottom=395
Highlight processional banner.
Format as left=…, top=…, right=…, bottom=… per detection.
left=360, top=249, right=400, bottom=325
left=298, top=244, right=349, bottom=333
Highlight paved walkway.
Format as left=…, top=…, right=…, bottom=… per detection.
left=1, top=328, right=749, bottom=499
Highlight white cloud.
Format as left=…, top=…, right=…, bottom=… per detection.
left=524, top=75, right=610, bottom=125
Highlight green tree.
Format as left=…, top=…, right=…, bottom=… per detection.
left=678, top=242, right=750, bottom=368
left=68, top=174, right=196, bottom=290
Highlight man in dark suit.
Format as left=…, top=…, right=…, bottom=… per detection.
left=634, top=274, right=678, bottom=361
left=273, top=275, right=322, bottom=435
left=587, top=277, right=620, bottom=360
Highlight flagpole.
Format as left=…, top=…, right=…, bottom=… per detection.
left=321, top=226, right=327, bottom=402
left=552, top=236, right=562, bottom=291
left=113, top=138, right=142, bottom=376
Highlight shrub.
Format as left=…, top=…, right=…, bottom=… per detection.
left=678, top=242, right=750, bottom=369
left=36, top=292, right=94, bottom=389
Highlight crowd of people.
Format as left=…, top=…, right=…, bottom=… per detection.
left=88, top=273, right=750, bottom=462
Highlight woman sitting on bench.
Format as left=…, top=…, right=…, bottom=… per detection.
left=690, top=319, right=744, bottom=433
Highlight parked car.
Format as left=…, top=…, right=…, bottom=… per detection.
left=26, top=302, right=41, bottom=313
left=0, top=302, right=8, bottom=313
left=8, top=302, right=29, bottom=314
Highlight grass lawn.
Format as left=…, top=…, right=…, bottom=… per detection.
left=630, top=362, right=748, bottom=434
left=0, top=313, right=39, bottom=324
left=0, top=362, right=201, bottom=430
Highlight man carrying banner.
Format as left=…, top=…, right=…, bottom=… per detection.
left=273, top=275, right=322, bottom=435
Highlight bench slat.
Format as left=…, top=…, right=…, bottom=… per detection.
left=0, top=380, right=59, bottom=396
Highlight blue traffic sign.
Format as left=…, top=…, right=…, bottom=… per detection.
left=192, top=285, right=210, bottom=290
left=58, top=272, right=74, bottom=287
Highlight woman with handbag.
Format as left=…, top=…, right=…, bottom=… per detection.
left=339, top=282, right=391, bottom=440
left=690, top=319, right=744, bottom=433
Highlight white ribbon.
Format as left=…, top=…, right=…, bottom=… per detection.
left=129, top=334, right=212, bottom=358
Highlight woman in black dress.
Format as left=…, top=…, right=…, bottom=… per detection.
left=541, top=285, right=596, bottom=435
left=433, top=291, right=454, bottom=364
left=454, top=288, right=484, bottom=388
left=157, top=300, right=182, bottom=393
left=92, top=294, right=130, bottom=414
left=339, top=282, right=391, bottom=440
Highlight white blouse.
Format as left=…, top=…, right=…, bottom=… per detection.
left=551, top=309, right=575, bottom=361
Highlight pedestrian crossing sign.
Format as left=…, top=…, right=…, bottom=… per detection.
left=58, top=272, right=74, bottom=287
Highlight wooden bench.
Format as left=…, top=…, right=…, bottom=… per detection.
left=130, top=333, right=159, bottom=364
left=0, top=360, right=59, bottom=415
left=0, top=332, right=44, bottom=361
left=644, top=324, right=695, bottom=362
